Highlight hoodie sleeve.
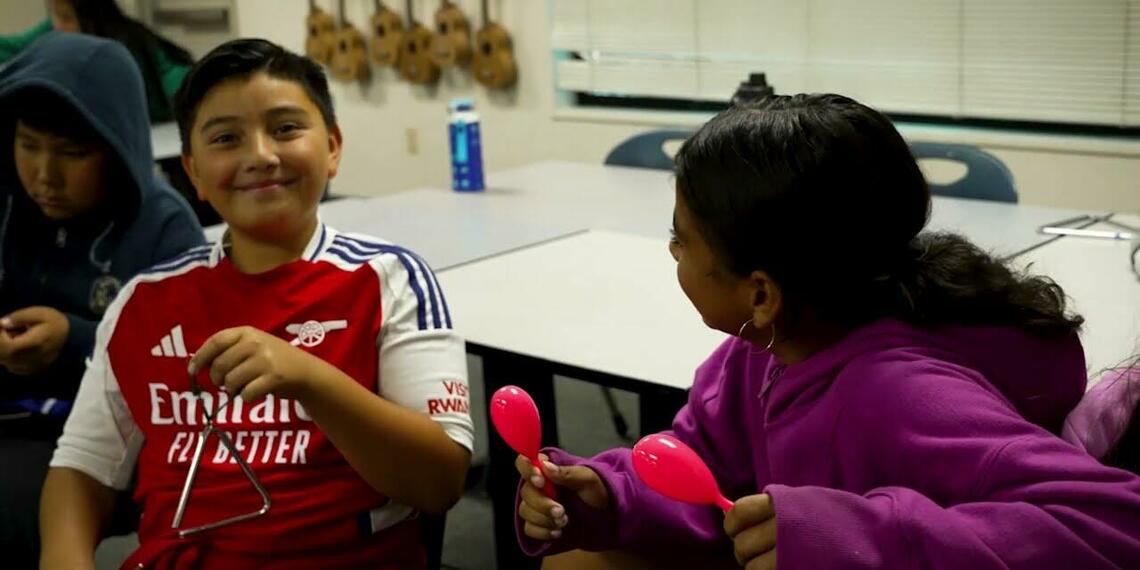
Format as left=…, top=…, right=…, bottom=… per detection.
left=0, top=20, right=50, bottom=62
left=766, top=362, right=1140, bottom=570
left=515, top=341, right=753, bottom=564
left=58, top=312, right=98, bottom=372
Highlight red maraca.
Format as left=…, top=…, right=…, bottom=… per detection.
left=489, top=385, right=557, bottom=498
left=632, top=433, right=733, bottom=513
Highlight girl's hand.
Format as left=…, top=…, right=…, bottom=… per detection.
left=724, top=493, right=778, bottom=570
left=515, top=453, right=609, bottom=541
left=188, top=326, right=329, bottom=402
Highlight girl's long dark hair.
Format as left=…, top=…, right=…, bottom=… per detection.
left=1101, top=359, right=1140, bottom=473
left=68, top=0, right=194, bottom=121
left=675, top=94, right=1083, bottom=339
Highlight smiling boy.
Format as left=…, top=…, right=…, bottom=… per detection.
left=39, top=39, right=472, bottom=569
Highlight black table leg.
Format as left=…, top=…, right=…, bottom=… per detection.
left=482, top=350, right=558, bottom=570
left=638, top=386, right=689, bottom=436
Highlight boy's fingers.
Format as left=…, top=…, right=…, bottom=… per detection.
left=233, top=376, right=274, bottom=403
left=188, top=328, right=244, bottom=376
left=210, top=341, right=258, bottom=386
left=219, top=356, right=263, bottom=393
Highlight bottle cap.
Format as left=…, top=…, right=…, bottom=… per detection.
left=449, top=98, right=475, bottom=112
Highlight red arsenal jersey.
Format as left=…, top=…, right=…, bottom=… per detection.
left=51, top=223, right=473, bottom=564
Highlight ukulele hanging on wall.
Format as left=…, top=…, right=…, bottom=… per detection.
left=428, top=0, right=473, bottom=68
left=398, top=0, right=440, bottom=84
left=305, top=0, right=337, bottom=64
left=329, top=0, right=370, bottom=81
left=472, top=0, right=517, bottom=89
left=370, top=0, right=404, bottom=67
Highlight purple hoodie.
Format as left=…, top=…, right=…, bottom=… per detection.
left=518, top=319, right=1140, bottom=568
left=1064, top=368, right=1140, bottom=460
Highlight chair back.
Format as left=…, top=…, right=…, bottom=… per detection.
left=604, top=129, right=694, bottom=171
left=910, top=141, right=1018, bottom=203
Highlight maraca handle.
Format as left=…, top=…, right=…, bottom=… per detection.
left=530, top=457, right=557, bottom=499
left=715, top=495, right=733, bottom=514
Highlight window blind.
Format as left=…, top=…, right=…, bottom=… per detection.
left=550, top=0, right=1140, bottom=127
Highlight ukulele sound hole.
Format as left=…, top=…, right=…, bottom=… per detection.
left=340, top=40, right=348, bottom=51
left=407, top=41, right=417, bottom=54
left=376, top=25, right=385, bottom=37
left=481, top=42, right=492, bottom=56
left=439, top=23, right=449, bottom=34
left=310, top=26, right=318, bottom=36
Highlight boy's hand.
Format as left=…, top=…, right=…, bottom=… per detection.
left=515, top=453, right=609, bottom=541
left=188, top=326, right=330, bottom=402
left=724, top=493, right=778, bottom=570
left=0, top=307, right=69, bottom=375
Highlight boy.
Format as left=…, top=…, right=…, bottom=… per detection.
left=0, top=33, right=204, bottom=568
left=40, top=38, right=473, bottom=568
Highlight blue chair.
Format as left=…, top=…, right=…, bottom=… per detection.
left=604, top=129, right=694, bottom=171
left=909, top=142, right=1018, bottom=203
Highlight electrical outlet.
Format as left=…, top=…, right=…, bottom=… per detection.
left=405, top=128, right=419, bottom=155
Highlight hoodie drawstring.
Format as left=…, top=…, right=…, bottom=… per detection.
left=89, top=221, right=114, bottom=273
left=0, top=195, right=11, bottom=290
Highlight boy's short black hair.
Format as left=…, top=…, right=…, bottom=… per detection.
left=173, top=38, right=337, bottom=153
left=10, top=88, right=103, bottom=143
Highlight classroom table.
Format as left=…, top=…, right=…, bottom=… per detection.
left=203, top=160, right=1101, bottom=265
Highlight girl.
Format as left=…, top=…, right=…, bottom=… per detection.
left=515, top=94, right=1140, bottom=569
left=1, top=0, right=194, bottom=123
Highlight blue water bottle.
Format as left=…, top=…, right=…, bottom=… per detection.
left=448, top=98, right=485, bottom=192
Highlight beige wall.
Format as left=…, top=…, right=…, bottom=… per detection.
left=0, top=0, right=46, bottom=33
left=228, top=0, right=1137, bottom=213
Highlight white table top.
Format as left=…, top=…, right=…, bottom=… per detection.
left=441, top=222, right=1139, bottom=392
left=203, top=189, right=584, bottom=271
left=481, top=161, right=1102, bottom=256
left=437, top=230, right=726, bottom=390
left=204, top=160, right=1103, bottom=270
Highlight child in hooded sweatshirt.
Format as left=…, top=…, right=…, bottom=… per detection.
left=39, top=38, right=472, bottom=569
left=0, top=32, right=204, bottom=567
left=514, top=94, right=1140, bottom=569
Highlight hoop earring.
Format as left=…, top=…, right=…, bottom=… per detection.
left=737, top=320, right=776, bottom=353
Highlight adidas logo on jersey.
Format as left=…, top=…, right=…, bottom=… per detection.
left=151, top=325, right=189, bottom=358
